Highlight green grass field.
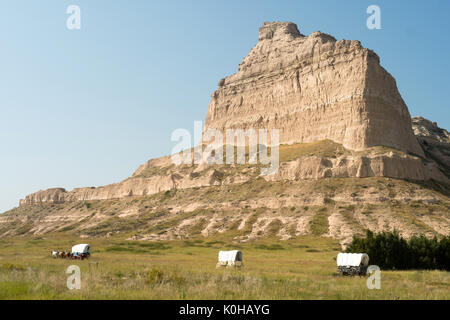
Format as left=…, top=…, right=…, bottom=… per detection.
left=0, top=236, right=448, bottom=300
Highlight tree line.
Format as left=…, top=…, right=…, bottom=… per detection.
left=346, top=230, right=450, bottom=270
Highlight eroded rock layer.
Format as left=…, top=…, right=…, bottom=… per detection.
left=412, top=117, right=450, bottom=178
left=19, top=143, right=449, bottom=207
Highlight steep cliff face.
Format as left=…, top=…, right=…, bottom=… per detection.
left=204, top=22, right=423, bottom=156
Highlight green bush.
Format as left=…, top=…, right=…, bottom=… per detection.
left=145, top=267, right=165, bottom=285
left=347, top=230, right=450, bottom=270
left=1, top=263, right=26, bottom=271
left=144, top=267, right=186, bottom=286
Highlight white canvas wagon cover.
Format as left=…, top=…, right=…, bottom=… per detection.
left=72, top=244, right=91, bottom=254
left=218, top=250, right=243, bottom=263
left=337, top=253, right=369, bottom=267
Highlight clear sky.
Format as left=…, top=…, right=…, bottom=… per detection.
left=0, top=0, right=449, bottom=213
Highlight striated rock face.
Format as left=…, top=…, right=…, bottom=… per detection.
left=19, top=188, right=67, bottom=206
left=204, top=22, right=424, bottom=156
left=412, top=117, right=450, bottom=178
left=19, top=145, right=449, bottom=207
left=412, top=117, right=450, bottom=143
left=19, top=155, right=254, bottom=206
left=5, top=176, right=450, bottom=244
left=265, top=152, right=446, bottom=182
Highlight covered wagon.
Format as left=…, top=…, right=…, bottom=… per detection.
left=337, top=253, right=369, bottom=276
left=71, top=244, right=91, bottom=260
left=216, top=250, right=243, bottom=268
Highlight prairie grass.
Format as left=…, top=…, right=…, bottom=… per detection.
left=0, top=236, right=448, bottom=300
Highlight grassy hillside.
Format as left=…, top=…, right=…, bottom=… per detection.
left=1, top=177, right=449, bottom=246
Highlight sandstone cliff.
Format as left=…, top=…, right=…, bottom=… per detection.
left=204, top=22, right=424, bottom=156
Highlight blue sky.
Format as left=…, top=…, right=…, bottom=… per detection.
left=0, top=0, right=449, bottom=212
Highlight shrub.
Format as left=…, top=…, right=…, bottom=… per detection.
left=145, top=267, right=165, bottom=285
left=267, top=219, right=282, bottom=236
left=1, top=263, right=26, bottom=272
left=168, top=272, right=186, bottom=286
left=255, top=244, right=285, bottom=251
left=144, top=267, right=186, bottom=286
left=309, top=208, right=329, bottom=236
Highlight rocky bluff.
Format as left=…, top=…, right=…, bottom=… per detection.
left=18, top=22, right=449, bottom=207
